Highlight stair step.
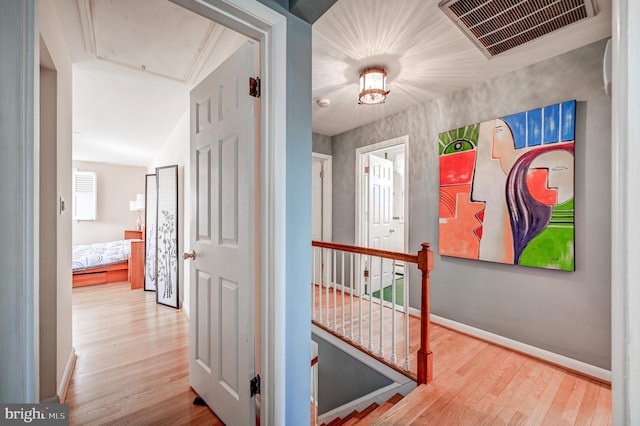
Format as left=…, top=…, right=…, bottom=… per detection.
left=339, top=410, right=360, bottom=425
left=353, top=394, right=404, bottom=426
left=325, top=416, right=345, bottom=426
left=320, top=393, right=405, bottom=426
left=371, top=385, right=429, bottom=425
left=341, top=403, right=379, bottom=426
left=386, top=393, right=404, bottom=405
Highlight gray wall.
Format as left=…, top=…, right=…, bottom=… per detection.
left=312, top=333, right=392, bottom=414
left=72, top=161, right=147, bottom=245
left=313, top=132, right=332, bottom=155
left=331, top=39, right=611, bottom=369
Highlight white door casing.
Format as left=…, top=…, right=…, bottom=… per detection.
left=311, top=153, right=332, bottom=243
left=189, top=41, right=257, bottom=425
left=311, top=158, right=323, bottom=241
left=367, top=154, right=393, bottom=293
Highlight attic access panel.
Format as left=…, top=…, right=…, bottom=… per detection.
left=439, top=0, right=597, bottom=58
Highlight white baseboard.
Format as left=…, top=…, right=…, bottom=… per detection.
left=181, top=302, right=190, bottom=320
left=58, top=347, right=77, bottom=403
left=430, top=314, right=611, bottom=383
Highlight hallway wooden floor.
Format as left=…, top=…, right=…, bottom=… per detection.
left=66, top=282, right=223, bottom=425
left=316, top=286, right=612, bottom=425
left=66, top=282, right=611, bottom=425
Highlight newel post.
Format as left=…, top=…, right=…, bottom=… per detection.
left=417, top=242, right=434, bottom=385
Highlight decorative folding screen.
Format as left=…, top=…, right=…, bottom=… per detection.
left=144, top=174, right=157, bottom=292
left=155, top=165, right=179, bottom=308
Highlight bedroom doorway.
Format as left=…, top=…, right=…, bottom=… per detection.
left=355, top=135, right=408, bottom=303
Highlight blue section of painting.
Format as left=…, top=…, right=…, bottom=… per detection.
left=502, top=100, right=576, bottom=149
left=543, top=103, right=560, bottom=143
left=503, top=111, right=527, bottom=149
left=561, top=100, right=576, bottom=141
left=527, top=108, right=543, bottom=146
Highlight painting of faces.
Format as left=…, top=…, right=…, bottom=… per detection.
left=438, top=100, right=575, bottom=271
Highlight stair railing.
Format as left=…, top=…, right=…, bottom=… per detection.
left=311, top=241, right=433, bottom=384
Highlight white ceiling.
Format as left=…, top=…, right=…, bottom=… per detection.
left=53, top=0, right=611, bottom=166
left=54, top=0, right=247, bottom=167
left=312, top=0, right=611, bottom=137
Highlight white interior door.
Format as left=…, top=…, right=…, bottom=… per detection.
left=311, top=158, right=323, bottom=241
left=367, top=154, right=393, bottom=293
left=189, top=41, right=257, bottom=425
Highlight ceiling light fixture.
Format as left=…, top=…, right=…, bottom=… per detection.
left=358, top=68, right=390, bottom=105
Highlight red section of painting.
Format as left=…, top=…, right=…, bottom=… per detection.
left=440, top=151, right=476, bottom=186
left=440, top=184, right=471, bottom=219
left=438, top=189, right=484, bottom=259
left=526, top=168, right=558, bottom=205
left=474, top=211, right=485, bottom=240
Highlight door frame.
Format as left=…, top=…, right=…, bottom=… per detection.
left=311, top=152, right=332, bottom=242
left=169, top=1, right=287, bottom=423
left=355, top=135, right=409, bottom=253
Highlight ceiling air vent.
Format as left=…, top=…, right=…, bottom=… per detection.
left=439, top=0, right=598, bottom=58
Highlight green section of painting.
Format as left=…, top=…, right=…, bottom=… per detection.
left=519, top=199, right=575, bottom=271
left=438, top=123, right=480, bottom=155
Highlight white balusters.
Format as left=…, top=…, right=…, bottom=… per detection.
left=340, top=251, right=345, bottom=336
left=325, top=248, right=330, bottom=328
left=312, top=247, right=316, bottom=321
left=332, top=250, right=337, bottom=331
left=349, top=253, right=354, bottom=341
left=368, top=257, right=374, bottom=352
left=357, top=253, right=363, bottom=346
left=391, top=260, right=397, bottom=364
left=404, top=267, right=410, bottom=371
left=378, top=256, right=384, bottom=358
left=311, top=242, right=416, bottom=375
left=317, top=248, right=322, bottom=324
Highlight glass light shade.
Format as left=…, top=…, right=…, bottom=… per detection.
left=129, top=200, right=138, bottom=211
left=358, top=68, right=390, bottom=105
left=135, top=193, right=145, bottom=210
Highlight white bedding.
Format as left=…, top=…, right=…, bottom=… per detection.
left=72, top=240, right=131, bottom=272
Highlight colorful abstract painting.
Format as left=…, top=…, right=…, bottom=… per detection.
left=438, top=100, right=576, bottom=271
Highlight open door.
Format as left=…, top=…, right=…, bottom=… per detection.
left=367, top=154, right=393, bottom=293
left=188, top=41, right=258, bottom=425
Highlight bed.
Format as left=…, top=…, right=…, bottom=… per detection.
left=72, top=232, right=143, bottom=288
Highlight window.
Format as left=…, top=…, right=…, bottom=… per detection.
left=72, top=169, right=97, bottom=221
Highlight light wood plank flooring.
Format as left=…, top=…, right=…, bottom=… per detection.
left=67, top=282, right=611, bottom=425
left=315, top=286, right=611, bottom=425
left=66, top=282, right=223, bottom=425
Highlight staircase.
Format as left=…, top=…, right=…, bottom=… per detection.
left=320, top=393, right=404, bottom=426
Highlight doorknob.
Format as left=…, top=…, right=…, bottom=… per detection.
left=183, top=250, right=196, bottom=260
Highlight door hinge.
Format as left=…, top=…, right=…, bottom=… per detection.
left=320, top=171, right=324, bottom=179
left=364, top=166, right=369, bottom=174
left=249, top=76, right=261, bottom=98
left=250, top=375, right=260, bottom=397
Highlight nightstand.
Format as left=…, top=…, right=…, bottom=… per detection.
left=128, top=239, right=145, bottom=290
left=124, top=229, right=144, bottom=240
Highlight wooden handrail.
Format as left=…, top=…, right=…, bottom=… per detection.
left=311, top=240, right=434, bottom=385
left=312, top=240, right=419, bottom=264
